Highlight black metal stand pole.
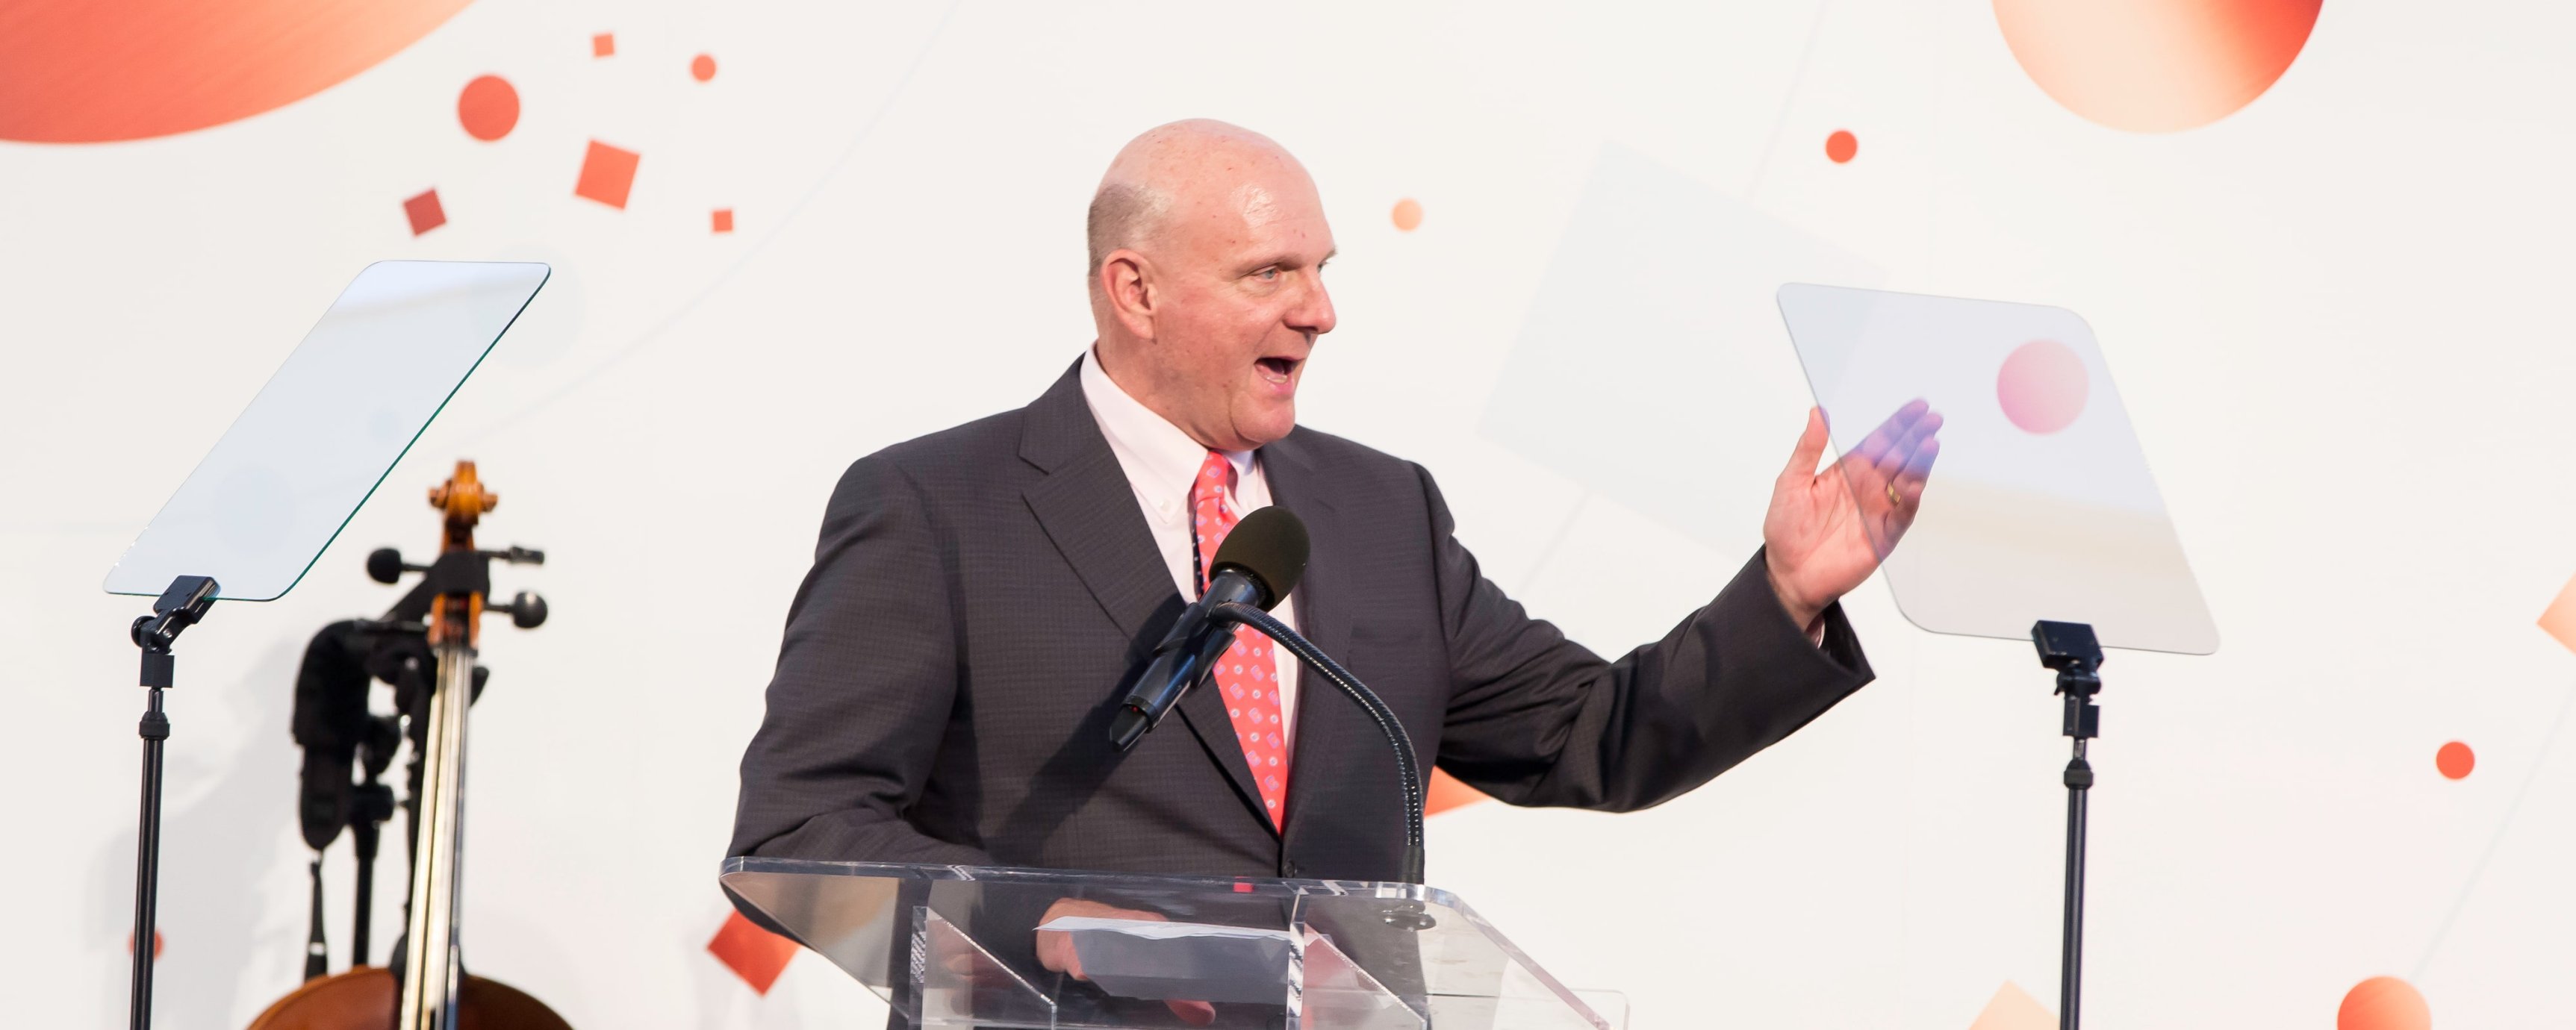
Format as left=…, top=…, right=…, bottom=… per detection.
left=127, top=575, right=218, bottom=1030
left=304, top=857, right=329, bottom=980
left=352, top=819, right=380, bottom=966
left=352, top=711, right=399, bottom=968
left=130, top=684, right=169, bottom=1029
left=2032, top=620, right=2103, bottom=1030
left=2061, top=734, right=2092, bottom=1030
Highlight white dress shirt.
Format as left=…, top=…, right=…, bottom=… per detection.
left=1081, top=346, right=1302, bottom=749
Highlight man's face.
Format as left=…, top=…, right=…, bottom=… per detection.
left=1136, top=165, right=1337, bottom=451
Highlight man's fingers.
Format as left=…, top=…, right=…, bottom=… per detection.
left=1781, top=408, right=1829, bottom=484
left=1035, top=931, right=1084, bottom=979
left=1167, top=999, right=1218, bottom=1026
left=1900, top=436, right=1941, bottom=483
left=1848, top=399, right=1928, bottom=470
left=1870, top=408, right=1941, bottom=478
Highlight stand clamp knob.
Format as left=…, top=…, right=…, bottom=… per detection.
left=488, top=591, right=548, bottom=629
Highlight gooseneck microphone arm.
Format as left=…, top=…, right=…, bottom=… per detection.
left=1211, top=602, right=1425, bottom=886
left=1101, top=505, right=1430, bottom=885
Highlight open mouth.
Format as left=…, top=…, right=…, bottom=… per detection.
left=1255, top=357, right=1298, bottom=382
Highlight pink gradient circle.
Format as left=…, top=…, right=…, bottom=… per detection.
left=2339, top=976, right=2430, bottom=1030
left=1993, top=0, right=2321, bottom=134
left=1997, top=339, right=2089, bottom=434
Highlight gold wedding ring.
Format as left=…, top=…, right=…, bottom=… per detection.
left=1885, top=483, right=1903, bottom=506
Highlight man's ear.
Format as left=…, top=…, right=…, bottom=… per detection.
left=1101, top=249, right=1156, bottom=341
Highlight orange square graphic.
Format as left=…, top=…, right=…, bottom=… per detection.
left=1967, top=982, right=2052, bottom=1030
left=2541, top=570, right=2576, bottom=654
left=712, top=208, right=734, bottom=233
left=574, top=141, right=640, bottom=210
left=403, top=188, right=445, bottom=235
left=708, top=910, right=799, bottom=995
left=1425, top=767, right=1489, bottom=815
left=591, top=33, right=615, bottom=57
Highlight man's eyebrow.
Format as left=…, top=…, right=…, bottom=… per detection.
left=1239, top=249, right=1336, bottom=272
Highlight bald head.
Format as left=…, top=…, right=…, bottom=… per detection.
left=1086, top=120, right=1301, bottom=283
left=1086, top=119, right=1338, bottom=451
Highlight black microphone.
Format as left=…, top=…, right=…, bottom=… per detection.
left=1109, top=506, right=1310, bottom=752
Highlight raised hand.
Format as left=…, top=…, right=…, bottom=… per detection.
left=1761, top=401, right=1942, bottom=631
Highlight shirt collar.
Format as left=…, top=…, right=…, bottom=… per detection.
left=1080, top=346, right=1254, bottom=505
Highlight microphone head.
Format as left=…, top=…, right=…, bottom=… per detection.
left=1212, top=506, right=1309, bottom=609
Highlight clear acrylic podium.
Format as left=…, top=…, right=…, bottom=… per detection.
left=721, top=858, right=1619, bottom=1029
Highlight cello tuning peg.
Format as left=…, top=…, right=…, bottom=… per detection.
left=493, top=590, right=548, bottom=630
left=366, top=549, right=402, bottom=584
left=365, top=548, right=430, bottom=585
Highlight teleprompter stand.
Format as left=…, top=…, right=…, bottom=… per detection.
left=2032, top=620, right=2104, bottom=1030
left=1777, top=284, right=2220, bottom=1029
left=125, top=575, right=220, bottom=1030
left=100, top=259, right=551, bottom=1028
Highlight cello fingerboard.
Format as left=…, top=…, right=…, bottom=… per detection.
left=396, top=642, right=474, bottom=1030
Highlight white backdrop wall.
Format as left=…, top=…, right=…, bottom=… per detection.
left=5, top=1, right=2574, bottom=1026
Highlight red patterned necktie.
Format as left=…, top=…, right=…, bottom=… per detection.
left=1192, top=449, right=1289, bottom=828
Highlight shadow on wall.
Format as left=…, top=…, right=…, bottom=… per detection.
left=88, top=637, right=303, bottom=1029
left=1478, top=142, right=1882, bottom=552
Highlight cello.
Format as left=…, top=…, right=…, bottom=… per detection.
left=248, top=461, right=572, bottom=1030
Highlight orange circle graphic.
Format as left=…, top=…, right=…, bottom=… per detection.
left=0, top=0, right=476, bottom=143
left=691, top=54, right=719, bottom=83
left=2436, top=741, right=2474, bottom=780
left=1825, top=130, right=1858, bottom=163
left=2338, top=976, right=2429, bottom=1030
left=458, top=75, right=519, bottom=142
left=1993, top=0, right=2322, bottom=132
left=1390, top=199, right=1423, bottom=232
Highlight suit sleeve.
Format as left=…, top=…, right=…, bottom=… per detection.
left=727, top=455, right=997, bottom=866
left=1421, top=464, right=1876, bottom=811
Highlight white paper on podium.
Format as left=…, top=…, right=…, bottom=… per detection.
left=1038, top=917, right=1296, bottom=943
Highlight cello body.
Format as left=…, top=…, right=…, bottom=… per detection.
left=246, top=969, right=571, bottom=1030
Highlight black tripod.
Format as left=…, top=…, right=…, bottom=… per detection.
left=2032, top=620, right=2104, bottom=1030
left=127, top=575, right=221, bottom=1030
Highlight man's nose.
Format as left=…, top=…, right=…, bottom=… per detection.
left=1289, top=276, right=1337, bottom=337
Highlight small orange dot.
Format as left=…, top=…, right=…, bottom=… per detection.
left=691, top=54, right=718, bottom=82
left=591, top=33, right=615, bottom=58
left=2436, top=741, right=2474, bottom=780
left=127, top=930, right=164, bottom=958
left=2339, top=976, right=2429, bottom=1030
left=711, top=208, right=734, bottom=234
left=457, top=75, right=519, bottom=142
left=1825, top=129, right=1858, bottom=163
left=1390, top=198, right=1422, bottom=231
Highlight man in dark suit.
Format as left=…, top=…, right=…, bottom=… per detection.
left=728, top=119, right=1940, bottom=964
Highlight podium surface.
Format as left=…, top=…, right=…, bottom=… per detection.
left=721, top=857, right=1617, bottom=1029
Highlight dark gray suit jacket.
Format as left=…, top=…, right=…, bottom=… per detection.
left=729, top=362, right=1874, bottom=884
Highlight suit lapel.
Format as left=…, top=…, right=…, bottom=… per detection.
left=1019, top=363, right=1175, bottom=643
left=1258, top=432, right=1358, bottom=843
left=1019, top=360, right=1271, bottom=832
